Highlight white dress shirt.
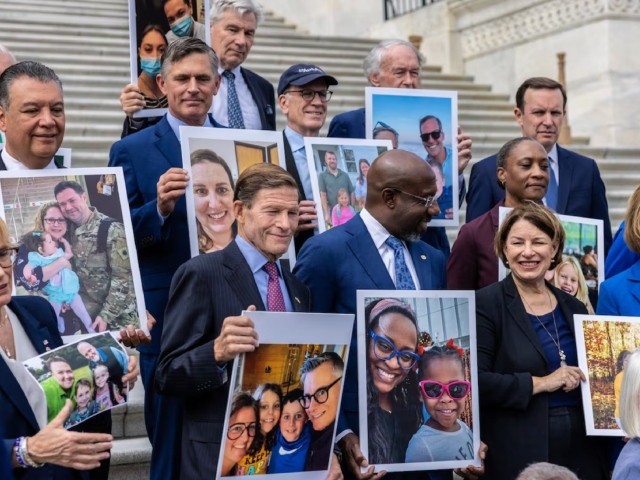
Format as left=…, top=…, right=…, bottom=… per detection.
left=1, top=148, right=57, bottom=170
left=212, top=65, right=262, bottom=130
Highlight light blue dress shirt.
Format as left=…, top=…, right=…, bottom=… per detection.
left=284, top=126, right=314, bottom=202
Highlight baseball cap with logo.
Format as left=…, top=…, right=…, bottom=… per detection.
left=277, top=63, right=338, bottom=96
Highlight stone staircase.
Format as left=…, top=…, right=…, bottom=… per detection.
left=1, top=0, right=639, bottom=476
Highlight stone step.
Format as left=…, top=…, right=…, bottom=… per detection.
left=0, top=11, right=128, bottom=28
left=0, top=1, right=126, bottom=16
left=110, top=437, right=151, bottom=480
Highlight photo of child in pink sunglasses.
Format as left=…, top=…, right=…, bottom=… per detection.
left=405, top=341, right=473, bottom=463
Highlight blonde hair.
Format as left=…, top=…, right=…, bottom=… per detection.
left=0, top=217, right=10, bottom=246
left=620, top=348, right=640, bottom=438
left=624, top=184, right=640, bottom=253
left=553, top=256, right=594, bottom=314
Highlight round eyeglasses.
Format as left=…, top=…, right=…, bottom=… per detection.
left=369, top=329, right=420, bottom=370
left=226, top=422, right=257, bottom=440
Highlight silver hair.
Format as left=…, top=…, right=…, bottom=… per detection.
left=0, top=44, right=16, bottom=63
left=209, top=0, right=263, bottom=25
left=620, top=348, right=640, bottom=438
left=159, top=37, right=218, bottom=80
left=0, top=61, right=62, bottom=110
left=362, top=39, right=424, bottom=83
left=300, top=351, right=343, bottom=382
left=516, top=462, right=579, bottom=480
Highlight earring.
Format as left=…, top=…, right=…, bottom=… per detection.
left=505, top=260, right=509, bottom=267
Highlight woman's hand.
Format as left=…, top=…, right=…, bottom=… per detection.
left=338, top=433, right=386, bottom=479
left=60, top=237, right=73, bottom=260
left=122, top=355, right=140, bottom=391
left=26, top=400, right=113, bottom=470
left=532, top=365, right=586, bottom=394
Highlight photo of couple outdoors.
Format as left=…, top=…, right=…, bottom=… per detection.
left=1, top=171, right=143, bottom=337
left=358, top=291, right=480, bottom=472
left=22, top=332, right=128, bottom=428
left=221, top=345, right=348, bottom=477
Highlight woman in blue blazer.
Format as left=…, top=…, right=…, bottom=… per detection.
left=598, top=185, right=640, bottom=316
left=0, top=218, right=113, bottom=479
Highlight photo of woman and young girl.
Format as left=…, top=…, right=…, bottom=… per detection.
left=360, top=293, right=479, bottom=471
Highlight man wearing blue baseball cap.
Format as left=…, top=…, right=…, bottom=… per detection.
left=278, top=63, right=338, bottom=251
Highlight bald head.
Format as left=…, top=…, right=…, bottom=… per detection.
left=366, top=149, right=439, bottom=241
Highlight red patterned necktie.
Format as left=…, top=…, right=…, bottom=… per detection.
left=263, top=262, right=286, bottom=312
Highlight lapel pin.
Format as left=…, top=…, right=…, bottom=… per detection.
left=43, top=339, right=49, bottom=345
left=420, top=254, right=427, bottom=260
left=295, top=297, right=301, bottom=304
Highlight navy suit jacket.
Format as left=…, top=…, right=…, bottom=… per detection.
left=293, top=214, right=446, bottom=435
left=155, top=240, right=309, bottom=479
left=0, top=297, right=84, bottom=480
left=328, top=108, right=365, bottom=139
left=108, top=114, right=223, bottom=354
left=597, top=259, right=640, bottom=315
left=465, top=145, right=612, bottom=252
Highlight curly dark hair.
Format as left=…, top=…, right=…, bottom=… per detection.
left=365, top=298, right=421, bottom=464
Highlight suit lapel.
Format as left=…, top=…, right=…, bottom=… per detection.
left=407, top=242, right=433, bottom=289
left=0, top=361, right=40, bottom=431
left=241, top=67, right=268, bottom=129
left=222, top=241, right=266, bottom=311
left=625, top=262, right=640, bottom=306
left=345, top=216, right=395, bottom=289
left=555, top=146, right=572, bottom=213
left=153, top=116, right=183, bottom=171
left=503, top=276, right=548, bottom=366
left=282, top=269, right=309, bottom=312
left=282, top=132, right=306, bottom=200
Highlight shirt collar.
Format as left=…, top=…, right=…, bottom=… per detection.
left=548, top=143, right=558, bottom=163
left=1, top=148, right=57, bottom=170
left=218, top=65, right=242, bottom=77
left=359, top=208, right=393, bottom=250
left=166, top=111, right=213, bottom=140
left=235, top=234, right=283, bottom=277
left=284, top=126, right=305, bottom=153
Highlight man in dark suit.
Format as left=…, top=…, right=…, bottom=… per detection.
left=465, top=77, right=612, bottom=253
left=278, top=63, right=338, bottom=251
left=294, top=149, right=449, bottom=479
left=109, top=37, right=223, bottom=480
left=155, top=163, right=310, bottom=479
left=0, top=61, right=65, bottom=170
left=119, top=0, right=275, bottom=135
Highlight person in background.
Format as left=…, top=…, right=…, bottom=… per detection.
left=553, top=256, right=594, bottom=314
left=0, top=44, right=15, bottom=77
left=354, top=159, right=369, bottom=211
left=135, top=25, right=168, bottom=110
left=612, top=348, right=640, bottom=480
left=163, top=0, right=206, bottom=43
left=221, top=393, right=258, bottom=477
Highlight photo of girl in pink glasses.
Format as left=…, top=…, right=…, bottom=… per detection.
left=359, top=291, right=480, bottom=473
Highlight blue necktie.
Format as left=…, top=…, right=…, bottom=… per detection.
left=385, top=236, right=416, bottom=290
left=223, top=70, right=245, bottom=129
left=546, top=158, right=558, bottom=211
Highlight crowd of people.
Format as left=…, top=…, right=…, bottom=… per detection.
left=1, top=0, right=639, bottom=479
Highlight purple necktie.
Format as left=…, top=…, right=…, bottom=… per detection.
left=263, top=262, right=286, bottom=312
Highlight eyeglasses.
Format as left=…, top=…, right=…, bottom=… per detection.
left=43, top=218, right=66, bottom=225
left=0, top=248, right=18, bottom=269
left=369, top=329, right=420, bottom=370
left=419, top=380, right=471, bottom=400
left=285, top=89, right=333, bottom=102
left=226, top=422, right=257, bottom=440
left=299, top=376, right=342, bottom=409
left=373, top=121, right=399, bottom=137
left=420, top=130, right=442, bottom=142
left=391, top=188, right=438, bottom=208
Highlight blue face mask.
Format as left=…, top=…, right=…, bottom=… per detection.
left=140, top=57, right=161, bottom=78
left=170, top=14, right=193, bottom=37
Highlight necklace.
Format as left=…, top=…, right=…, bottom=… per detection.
left=522, top=289, right=567, bottom=367
left=0, top=308, right=15, bottom=359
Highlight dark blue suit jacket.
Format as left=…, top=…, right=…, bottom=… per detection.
left=108, top=114, right=223, bottom=354
left=293, top=214, right=446, bottom=435
left=156, top=240, right=309, bottom=479
left=0, top=297, right=84, bottom=480
left=328, top=108, right=365, bottom=139
left=465, top=145, right=612, bottom=253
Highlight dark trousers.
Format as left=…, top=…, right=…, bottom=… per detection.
left=548, top=406, right=608, bottom=480
left=140, top=351, right=183, bottom=480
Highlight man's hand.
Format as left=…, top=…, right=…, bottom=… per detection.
left=456, top=125, right=472, bottom=173
left=297, top=199, right=318, bottom=232
left=91, top=316, right=107, bottom=332
left=122, top=355, right=140, bottom=391
left=338, top=433, right=386, bottom=479
left=157, top=168, right=189, bottom=217
left=120, top=84, right=146, bottom=118
left=118, top=323, right=151, bottom=348
left=454, top=441, right=487, bottom=480
left=213, top=305, right=259, bottom=364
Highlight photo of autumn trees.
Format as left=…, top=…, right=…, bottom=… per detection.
left=581, top=318, right=640, bottom=431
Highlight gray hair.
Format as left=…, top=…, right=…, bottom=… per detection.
left=0, top=61, right=62, bottom=110
left=0, top=44, right=16, bottom=63
left=363, top=39, right=423, bottom=82
left=620, top=348, right=640, bottom=438
left=300, top=351, right=344, bottom=382
left=516, top=462, right=579, bottom=480
left=160, top=37, right=219, bottom=80
left=210, top=0, right=263, bottom=25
